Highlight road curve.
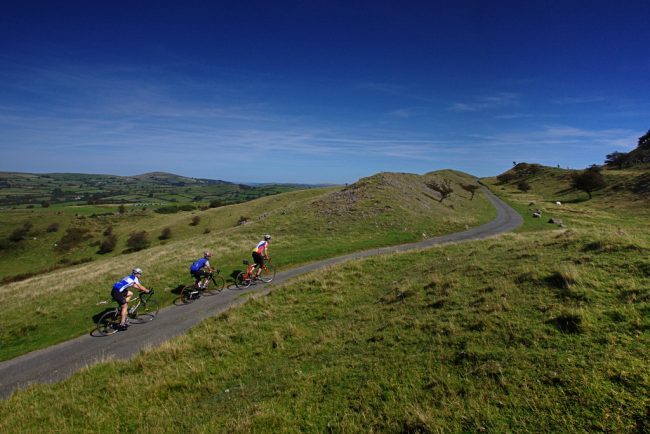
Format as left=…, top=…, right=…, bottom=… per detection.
left=0, top=188, right=522, bottom=400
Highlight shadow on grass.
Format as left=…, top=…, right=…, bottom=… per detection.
left=546, top=313, right=583, bottom=334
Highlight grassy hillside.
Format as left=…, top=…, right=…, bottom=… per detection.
left=0, top=172, right=313, bottom=282
left=0, top=170, right=492, bottom=361
left=482, top=164, right=649, bottom=233
left=0, top=167, right=648, bottom=432
left=487, top=163, right=649, bottom=204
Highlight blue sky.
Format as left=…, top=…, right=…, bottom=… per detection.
left=1, top=1, right=648, bottom=184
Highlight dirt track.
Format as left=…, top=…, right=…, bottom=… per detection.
left=0, top=188, right=522, bottom=400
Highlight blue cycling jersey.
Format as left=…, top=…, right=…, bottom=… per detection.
left=190, top=258, right=209, bottom=273
left=112, top=274, right=140, bottom=292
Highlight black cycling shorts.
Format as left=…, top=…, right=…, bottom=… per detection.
left=252, top=252, right=265, bottom=266
left=191, top=269, right=209, bottom=279
left=111, top=289, right=128, bottom=306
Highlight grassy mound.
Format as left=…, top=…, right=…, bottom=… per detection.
left=0, top=170, right=494, bottom=360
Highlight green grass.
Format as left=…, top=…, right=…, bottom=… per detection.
left=0, top=166, right=648, bottom=431
left=1, top=225, right=647, bottom=432
left=483, top=166, right=650, bottom=233
left=0, top=170, right=494, bottom=361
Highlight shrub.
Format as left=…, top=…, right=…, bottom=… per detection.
left=517, top=181, right=531, bottom=192
left=126, top=231, right=150, bottom=251
left=98, top=234, right=118, bottom=254
left=237, top=216, right=249, bottom=225
left=159, top=227, right=172, bottom=240
left=56, top=227, right=92, bottom=251
left=8, top=222, right=33, bottom=242
left=190, top=216, right=201, bottom=226
left=496, top=173, right=516, bottom=184
left=46, top=222, right=60, bottom=233
left=209, top=200, right=224, bottom=208
left=8, top=227, right=29, bottom=243
left=460, top=184, right=480, bottom=200
left=155, top=206, right=179, bottom=214
left=571, top=168, right=606, bottom=199
left=426, top=180, right=453, bottom=202
left=154, top=204, right=197, bottom=214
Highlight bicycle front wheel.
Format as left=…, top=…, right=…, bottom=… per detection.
left=97, top=310, right=120, bottom=336
left=130, top=299, right=160, bottom=324
left=259, top=263, right=276, bottom=283
left=204, top=275, right=226, bottom=295
left=235, top=272, right=251, bottom=289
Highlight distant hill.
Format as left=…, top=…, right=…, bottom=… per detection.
left=0, top=171, right=313, bottom=207
left=129, top=171, right=232, bottom=185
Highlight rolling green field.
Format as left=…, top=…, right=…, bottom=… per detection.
left=0, top=171, right=312, bottom=207
left=0, top=170, right=492, bottom=361
left=0, top=172, right=314, bottom=283
left=0, top=164, right=648, bottom=432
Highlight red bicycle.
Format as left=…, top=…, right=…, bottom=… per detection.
left=235, top=258, right=275, bottom=289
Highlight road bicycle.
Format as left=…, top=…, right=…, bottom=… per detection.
left=235, top=258, right=275, bottom=289
left=96, top=289, right=159, bottom=336
left=178, top=269, right=226, bottom=304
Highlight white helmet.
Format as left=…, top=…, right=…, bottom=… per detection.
left=132, top=267, right=143, bottom=275
left=264, top=234, right=271, bottom=240
left=204, top=251, right=212, bottom=258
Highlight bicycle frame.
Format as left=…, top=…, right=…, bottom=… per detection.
left=124, top=290, right=156, bottom=317
left=243, top=259, right=270, bottom=279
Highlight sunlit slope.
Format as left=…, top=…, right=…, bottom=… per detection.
left=485, top=163, right=649, bottom=204
left=0, top=170, right=493, bottom=360
left=0, top=172, right=308, bottom=281
left=482, top=164, right=649, bottom=233
left=1, top=176, right=648, bottom=432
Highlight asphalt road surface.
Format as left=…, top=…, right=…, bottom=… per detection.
left=0, top=188, right=522, bottom=400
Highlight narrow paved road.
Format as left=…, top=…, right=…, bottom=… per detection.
left=0, top=188, right=522, bottom=400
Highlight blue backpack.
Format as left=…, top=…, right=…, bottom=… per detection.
left=190, top=258, right=207, bottom=273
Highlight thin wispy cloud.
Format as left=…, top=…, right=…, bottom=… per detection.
left=551, top=96, right=606, bottom=105
left=448, top=93, right=520, bottom=112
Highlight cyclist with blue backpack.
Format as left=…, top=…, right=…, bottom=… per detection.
left=190, top=251, right=215, bottom=289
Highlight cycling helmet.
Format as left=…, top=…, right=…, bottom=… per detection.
left=132, top=267, right=143, bottom=275
left=264, top=234, right=271, bottom=240
left=204, top=251, right=212, bottom=258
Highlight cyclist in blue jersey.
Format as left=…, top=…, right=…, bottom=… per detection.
left=252, top=235, right=271, bottom=279
left=190, top=251, right=215, bottom=289
left=111, top=267, right=150, bottom=331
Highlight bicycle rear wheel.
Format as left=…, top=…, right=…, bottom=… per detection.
left=178, top=285, right=199, bottom=304
left=204, top=274, right=226, bottom=295
left=129, top=299, right=160, bottom=324
left=259, top=263, right=276, bottom=283
left=235, top=272, right=251, bottom=289
left=97, top=310, right=120, bottom=336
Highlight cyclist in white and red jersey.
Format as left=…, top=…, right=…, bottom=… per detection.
left=111, top=267, right=150, bottom=331
left=252, top=235, right=271, bottom=279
